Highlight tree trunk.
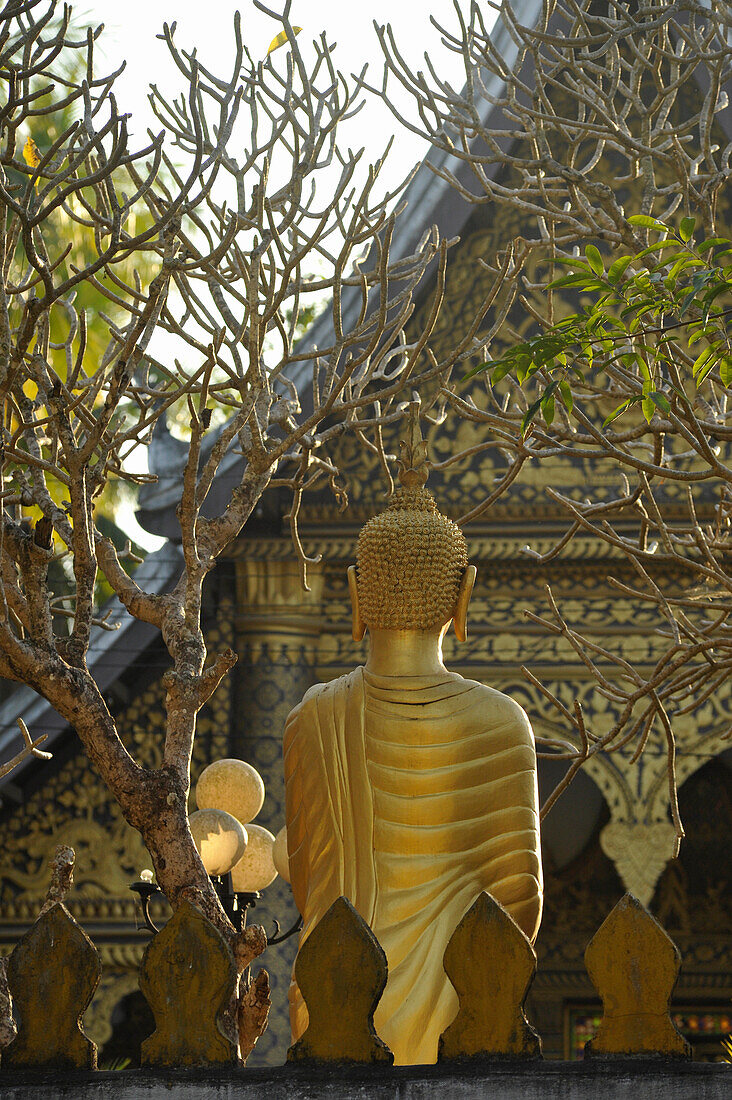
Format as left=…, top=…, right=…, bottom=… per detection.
left=35, top=665, right=232, bottom=937
left=134, top=765, right=233, bottom=935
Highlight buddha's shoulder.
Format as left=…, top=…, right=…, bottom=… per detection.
left=284, top=668, right=366, bottom=725
left=453, top=676, right=533, bottom=734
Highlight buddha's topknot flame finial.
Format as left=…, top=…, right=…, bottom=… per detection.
left=397, top=393, right=429, bottom=490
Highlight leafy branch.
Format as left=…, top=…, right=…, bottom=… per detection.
left=473, top=216, right=732, bottom=434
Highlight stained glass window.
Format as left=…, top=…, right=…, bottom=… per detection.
left=567, top=1006, right=732, bottom=1062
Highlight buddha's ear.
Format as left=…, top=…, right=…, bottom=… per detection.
left=453, top=565, right=477, bottom=643
left=348, top=566, right=366, bottom=642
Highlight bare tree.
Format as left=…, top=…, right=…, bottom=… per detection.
left=0, top=715, right=50, bottom=777
left=0, top=0, right=491, bottom=1022
left=372, top=0, right=732, bottom=846
left=376, top=0, right=731, bottom=243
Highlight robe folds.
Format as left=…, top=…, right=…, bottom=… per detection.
left=283, top=666, right=543, bottom=1066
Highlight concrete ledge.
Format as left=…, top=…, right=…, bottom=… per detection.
left=0, top=1061, right=729, bottom=1099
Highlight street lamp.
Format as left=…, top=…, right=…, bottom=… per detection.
left=130, top=758, right=301, bottom=944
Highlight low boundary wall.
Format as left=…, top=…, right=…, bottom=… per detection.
left=0, top=1061, right=728, bottom=1100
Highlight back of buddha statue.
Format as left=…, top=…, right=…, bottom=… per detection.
left=362, top=669, right=542, bottom=947
left=283, top=400, right=543, bottom=1065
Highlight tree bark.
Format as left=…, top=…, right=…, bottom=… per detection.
left=134, top=767, right=231, bottom=932
left=17, top=654, right=233, bottom=936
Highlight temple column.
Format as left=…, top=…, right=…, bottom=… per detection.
left=232, top=558, right=324, bottom=1067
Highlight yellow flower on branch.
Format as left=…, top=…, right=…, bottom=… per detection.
left=23, top=135, right=41, bottom=188
left=267, top=27, right=302, bottom=55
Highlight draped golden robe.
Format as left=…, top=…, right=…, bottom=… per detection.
left=283, top=667, right=542, bottom=1065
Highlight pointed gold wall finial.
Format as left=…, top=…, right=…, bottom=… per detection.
left=140, top=901, right=238, bottom=1067
left=583, top=893, right=691, bottom=1060
left=3, top=903, right=101, bottom=1070
left=438, top=892, right=541, bottom=1061
left=288, top=896, right=393, bottom=1064
left=397, top=393, right=429, bottom=490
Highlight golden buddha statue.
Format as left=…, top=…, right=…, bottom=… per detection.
left=283, top=403, right=543, bottom=1065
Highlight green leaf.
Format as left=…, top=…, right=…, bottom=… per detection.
left=627, top=305, right=657, bottom=330
left=586, top=311, right=612, bottom=335
left=607, top=255, right=633, bottom=284
left=720, top=357, right=732, bottom=387
left=637, top=240, right=683, bottom=258
left=533, top=338, right=573, bottom=367
left=692, top=345, right=714, bottom=375
left=698, top=237, right=730, bottom=254
left=650, top=391, right=671, bottom=415
left=521, top=398, right=543, bottom=436
left=602, top=395, right=642, bottom=427
left=642, top=395, right=656, bottom=422
left=515, top=352, right=533, bottom=384
left=620, top=297, right=656, bottom=319
left=680, top=216, right=696, bottom=242
left=692, top=345, right=716, bottom=381
left=559, top=380, right=574, bottom=414
left=702, top=282, right=732, bottom=319
left=464, top=360, right=490, bottom=379
left=585, top=244, right=604, bottom=276
left=668, top=257, right=700, bottom=281
left=542, top=392, right=555, bottom=425
left=490, top=361, right=514, bottom=384
left=678, top=288, right=698, bottom=319
left=555, top=315, right=583, bottom=331
left=547, top=273, right=606, bottom=290
left=627, top=215, right=667, bottom=230
left=692, top=271, right=715, bottom=290
left=696, top=354, right=720, bottom=386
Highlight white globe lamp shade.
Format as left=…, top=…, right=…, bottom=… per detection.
left=189, top=808, right=248, bottom=877
left=195, top=758, right=265, bottom=824
left=230, top=824, right=278, bottom=892
left=272, top=825, right=291, bottom=884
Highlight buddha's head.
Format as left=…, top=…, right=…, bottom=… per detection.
left=349, top=399, right=476, bottom=642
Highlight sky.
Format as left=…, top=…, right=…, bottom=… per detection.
left=88, top=0, right=472, bottom=189
left=81, top=2, right=477, bottom=547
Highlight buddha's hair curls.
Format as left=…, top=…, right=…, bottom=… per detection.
left=356, top=487, right=468, bottom=631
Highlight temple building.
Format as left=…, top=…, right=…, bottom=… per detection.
left=1, top=2, right=731, bottom=1067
